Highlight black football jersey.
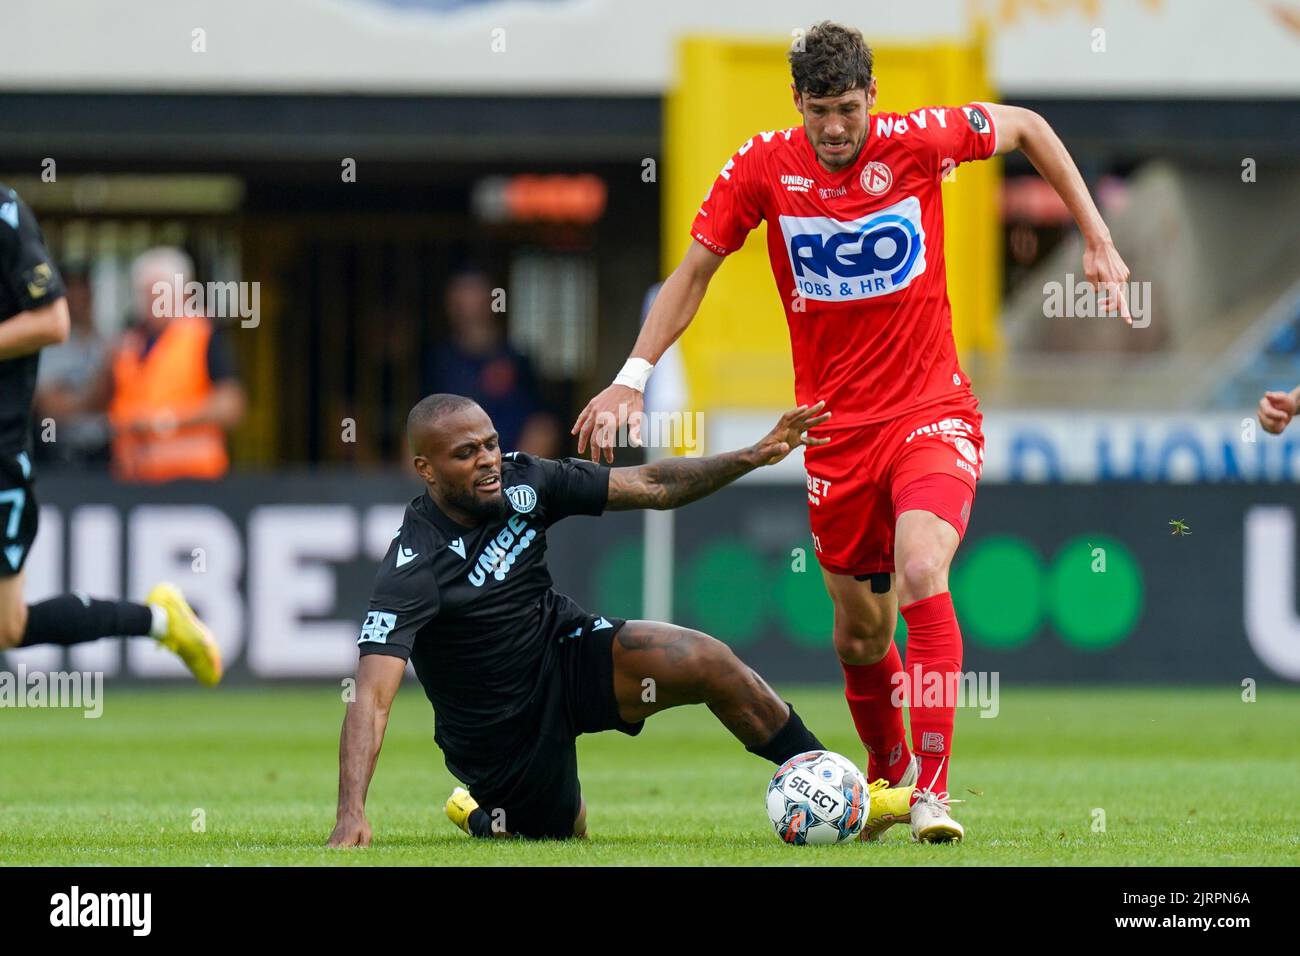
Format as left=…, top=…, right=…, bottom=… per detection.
left=359, top=452, right=610, bottom=774
left=0, top=184, right=66, bottom=454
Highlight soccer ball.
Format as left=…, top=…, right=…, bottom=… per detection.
left=765, top=750, right=868, bottom=845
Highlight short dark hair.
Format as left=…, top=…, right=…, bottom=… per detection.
left=407, top=393, right=480, bottom=446
left=789, top=21, right=873, bottom=98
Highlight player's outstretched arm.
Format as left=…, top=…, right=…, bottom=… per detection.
left=606, top=402, right=830, bottom=511
left=1258, top=387, right=1300, bottom=435
left=572, top=241, right=725, bottom=464
left=985, top=103, right=1132, bottom=323
left=328, top=653, right=406, bottom=848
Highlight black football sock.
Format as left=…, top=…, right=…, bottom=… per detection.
left=18, top=594, right=155, bottom=647
left=467, top=808, right=495, bottom=838
left=747, top=704, right=825, bottom=765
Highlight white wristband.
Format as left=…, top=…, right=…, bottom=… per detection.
left=613, top=357, right=654, bottom=393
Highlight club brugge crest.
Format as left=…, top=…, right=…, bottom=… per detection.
left=506, top=484, right=537, bottom=514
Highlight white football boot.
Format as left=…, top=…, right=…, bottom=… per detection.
left=910, top=789, right=965, bottom=844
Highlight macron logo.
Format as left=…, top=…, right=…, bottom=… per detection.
left=448, top=538, right=466, bottom=559
left=395, top=546, right=419, bottom=569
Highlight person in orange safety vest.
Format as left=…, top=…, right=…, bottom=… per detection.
left=101, top=247, right=245, bottom=483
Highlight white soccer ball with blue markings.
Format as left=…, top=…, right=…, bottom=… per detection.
left=765, top=750, right=868, bottom=845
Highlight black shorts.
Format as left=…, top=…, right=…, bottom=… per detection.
left=462, top=614, right=643, bottom=840
left=0, top=450, right=38, bottom=578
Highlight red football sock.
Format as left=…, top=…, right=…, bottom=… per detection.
left=841, top=642, right=912, bottom=785
left=900, top=591, right=962, bottom=796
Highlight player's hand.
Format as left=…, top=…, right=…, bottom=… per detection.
left=752, top=401, right=832, bottom=465
left=572, top=384, right=644, bottom=464
left=1258, top=390, right=1296, bottom=435
left=1084, top=238, right=1132, bottom=324
left=327, top=813, right=372, bottom=848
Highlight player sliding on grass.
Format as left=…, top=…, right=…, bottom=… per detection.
left=328, top=393, right=895, bottom=843
left=0, top=184, right=220, bottom=683
left=573, top=21, right=1132, bottom=842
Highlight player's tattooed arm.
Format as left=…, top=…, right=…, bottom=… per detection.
left=328, top=653, right=405, bottom=848
left=606, top=449, right=755, bottom=511
left=605, top=402, right=831, bottom=511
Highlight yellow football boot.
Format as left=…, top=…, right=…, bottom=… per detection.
left=862, top=779, right=917, bottom=842
left=445, top=787, right=480, bottom=835
left=860, top=754, right=918, bottom=842
left=147, top=583, right=222, bottom=687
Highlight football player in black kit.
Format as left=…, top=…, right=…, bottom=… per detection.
left=329, top=392, right=839, bottom=843
left=0, top=184, right=221, bottom=683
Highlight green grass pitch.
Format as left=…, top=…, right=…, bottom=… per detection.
left=3, top=685, right=1298, bottom=865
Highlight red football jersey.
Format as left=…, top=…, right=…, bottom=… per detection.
left=690, top=103, right=998, bottom=429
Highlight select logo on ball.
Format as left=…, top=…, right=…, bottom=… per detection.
left=766, top=750, right=868, bottom=845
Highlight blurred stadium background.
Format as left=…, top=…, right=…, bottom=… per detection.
left=3, top=0, right=1300, bottom=691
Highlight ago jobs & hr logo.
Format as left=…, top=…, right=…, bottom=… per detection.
left=780, top=196, right=927, bottom=302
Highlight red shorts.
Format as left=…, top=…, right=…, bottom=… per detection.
left=803, top=400, right=984, bottom=577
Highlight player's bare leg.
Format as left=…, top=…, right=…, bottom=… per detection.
left=894, top=510, right=959, bottom=606
left=823, top=571, right=897, bottom=664
left=611, top=620, right=824, bottom=763
left=0, top=570, right=30, bottom=650
left=613, top=620, right=788, bottom=742
left=894, top=507, right=965, bottom=842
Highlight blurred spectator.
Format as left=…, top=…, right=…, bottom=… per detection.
left=31, top=264, right=110, bottom=466
left=421, top=268, right=560, bottom=456
left=84, top=247, right=246, bottom=482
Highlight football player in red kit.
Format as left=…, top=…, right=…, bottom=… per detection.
left=574, top=21, right=1131, bottom=842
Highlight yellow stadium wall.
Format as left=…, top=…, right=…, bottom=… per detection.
left=664, top=35, right=1002, bottom=412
